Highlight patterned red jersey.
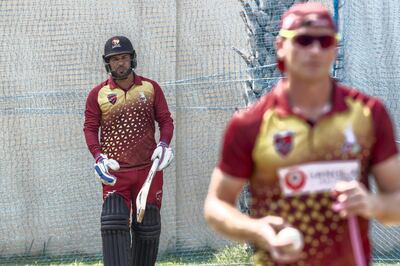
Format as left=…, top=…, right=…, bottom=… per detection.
left=218, top=79, right=398, bottom=266
left=84, top=74, right=173, bottom=170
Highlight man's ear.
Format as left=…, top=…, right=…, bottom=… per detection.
left=275, top=36, right=285, bottom=59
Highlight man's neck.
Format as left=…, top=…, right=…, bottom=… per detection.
left=115, top=73, right=135, bottom=91
left=285, top=75, right=332, bottom=108
left=285, top=75, right=332, bottom=121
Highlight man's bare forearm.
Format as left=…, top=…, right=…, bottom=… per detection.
left=204, top=197, right=263, bottom=245
left=374, top=192, right=400, bottom=225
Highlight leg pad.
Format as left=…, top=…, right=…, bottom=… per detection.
left=131, top=204, right=161, bottom=266
left=101, top=193, right=131, bottom=266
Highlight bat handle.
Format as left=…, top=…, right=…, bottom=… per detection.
left=152, top=158, right=160, bottom=171
left=348, top=215, right=366, bottom=266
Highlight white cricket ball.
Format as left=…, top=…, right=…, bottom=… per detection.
left=277, top=227, right=304, bottom=253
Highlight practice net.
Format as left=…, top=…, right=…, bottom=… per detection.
left=0, top=0, right=399, bottom=265
left=337, top=0, right=400, bottom=263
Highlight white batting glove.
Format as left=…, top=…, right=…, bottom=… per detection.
left=94, top=154, right=120, bottom=186
left=151, top=142, right=174, bottom=171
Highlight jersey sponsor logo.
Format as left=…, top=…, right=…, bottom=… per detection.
left=107, top=93, right=117, bottom=105
left=284, top=169, right=307, bottom=192
left=278, top=160, right=360, bottom=196
left=342, top=124, right=360, bottom=154
left=139, top=91, right=147, bottom=103
left=111, top=38, right=121, bottom=49
left=273, top=130, right=294, bottom=156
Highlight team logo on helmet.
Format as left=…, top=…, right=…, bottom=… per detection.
left=284, top=168, right=306, bottom=192
left=273, top=130, right=294, bottom=156
left=111, top=38, right=121, bottom=49
left=107, top=93, right=117, bottom=105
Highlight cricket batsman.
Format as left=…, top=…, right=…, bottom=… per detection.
left=84, top=35, right=174, bottom=266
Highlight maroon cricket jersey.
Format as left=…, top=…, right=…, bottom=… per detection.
left=218, top=79, right=398, bottom=266
left=84, top=74, right=174, bottom=170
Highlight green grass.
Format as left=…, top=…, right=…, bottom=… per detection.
left=0, top=262, right=103, bottom=266
left=0, top=245, right=252, bottom=266
left=4, top=261, right=400, bottom=266
left=158, top=244, right=253, bottom=265
left=2, top=245, right=400, bottom=266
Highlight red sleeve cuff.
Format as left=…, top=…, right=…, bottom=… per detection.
left=218, top=160, right=252, bottom=180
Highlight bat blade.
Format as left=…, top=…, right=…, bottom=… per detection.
left=136, top=158, right=159, bottom=223
left=136, top=183, right=150, bottom=223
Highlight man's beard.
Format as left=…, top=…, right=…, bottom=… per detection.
left=111, top=67, right=132, bottom=80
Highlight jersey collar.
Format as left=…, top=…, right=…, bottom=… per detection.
left=275, top=78, right=348, bottom=117
left=108, top=74, right=143, bottom=90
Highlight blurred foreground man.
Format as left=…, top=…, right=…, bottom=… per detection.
left=204, top=3, right=400, bottom=265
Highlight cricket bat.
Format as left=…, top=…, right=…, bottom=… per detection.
left=136, top=158, right=160, bottom=223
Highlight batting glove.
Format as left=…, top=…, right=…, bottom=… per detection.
left=94, top=154, right=120, bottom=186
left=151, top=142, right=174, bottom=171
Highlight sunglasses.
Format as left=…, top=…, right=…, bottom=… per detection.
left=279, top=29, right=340, bottom=49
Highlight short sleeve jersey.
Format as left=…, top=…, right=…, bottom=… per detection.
left=218, top=80, right=398, bottom=266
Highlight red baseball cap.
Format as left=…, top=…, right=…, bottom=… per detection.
left=277, top=2, right=337, bottom=72
left=280, top=2, right=336, bottom=31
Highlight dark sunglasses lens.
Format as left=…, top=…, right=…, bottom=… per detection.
left=294, top=35, right=314, bottom=46
left=294, top=35, right=336, bottom=48
left=319, top=35, right=336, bottom=48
